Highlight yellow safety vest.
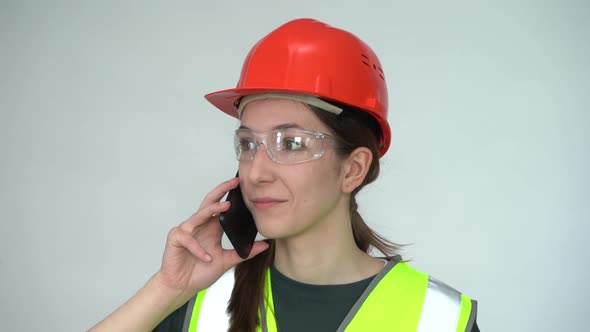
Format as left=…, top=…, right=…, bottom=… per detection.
left=183, top=258, right=477, bottom=332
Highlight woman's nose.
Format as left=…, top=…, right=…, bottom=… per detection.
left=246, top=143, right=275, bottom=183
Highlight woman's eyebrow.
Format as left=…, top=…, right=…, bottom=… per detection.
left=238, top=123, right=304, bottom=130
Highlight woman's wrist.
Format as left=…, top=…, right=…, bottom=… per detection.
left=147, top=272, right=194, bottom=317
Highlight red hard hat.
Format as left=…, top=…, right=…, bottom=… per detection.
left=205, top=18, right=391, bottom=156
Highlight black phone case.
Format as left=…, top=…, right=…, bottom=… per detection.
left=219, top=179, right=258, bottom=259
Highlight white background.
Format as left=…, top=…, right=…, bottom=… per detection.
left=1, top=1, right=589, bottom=331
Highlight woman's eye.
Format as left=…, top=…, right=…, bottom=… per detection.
left=284, top=138, right=303, bottom=151
left=239, top=139, right=256, bottom=151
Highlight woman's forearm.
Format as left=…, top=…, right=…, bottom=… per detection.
left=89, top=273, right=190, bottom=332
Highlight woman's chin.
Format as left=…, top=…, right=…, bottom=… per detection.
left=255, top=220, right=295, bottom=240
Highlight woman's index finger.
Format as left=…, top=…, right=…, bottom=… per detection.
left=198, top=177, right=240, bottom=209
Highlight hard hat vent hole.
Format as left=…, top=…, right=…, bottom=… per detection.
left=361, top=54, right=385, bottom=81
left=361, top=54, right=370, bottom=67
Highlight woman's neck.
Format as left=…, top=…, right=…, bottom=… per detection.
left=272, top=205, right=384, bottom=285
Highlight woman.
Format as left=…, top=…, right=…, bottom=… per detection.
left=91, top=18, right=479, bottom=331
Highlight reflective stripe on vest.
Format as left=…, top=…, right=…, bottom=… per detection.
left=417, top=277, right=472, bottom=332
left=185, top=258, right=477, bottom=332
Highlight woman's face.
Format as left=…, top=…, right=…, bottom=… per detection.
left=238, top=98, right=347, bottom=240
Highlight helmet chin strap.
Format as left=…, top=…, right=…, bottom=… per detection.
left=236, top=93, right=343, bottom=117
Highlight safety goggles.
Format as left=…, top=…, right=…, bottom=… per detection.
left=234, top=128, right=337, bottom=164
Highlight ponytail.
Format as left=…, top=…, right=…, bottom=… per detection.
left=350, top=196, right=400, bottom=257
left=227, top=240, right=275, bottom=332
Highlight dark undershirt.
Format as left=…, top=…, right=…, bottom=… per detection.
left=270, top=265, right=374, bottom=332
left=153, top=267, right=480, bottom=331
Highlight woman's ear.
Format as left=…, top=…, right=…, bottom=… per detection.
left=341, top=147, right=373, bottom=193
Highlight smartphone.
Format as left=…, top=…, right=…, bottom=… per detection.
left=219, top=172, right=258, bottom=259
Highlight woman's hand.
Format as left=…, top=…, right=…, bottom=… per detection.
left=89, top=177, right=268, bottom=332
left=157, top=177, right=269, bottom=297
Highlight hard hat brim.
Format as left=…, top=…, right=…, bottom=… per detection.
left=205, top=87, right=391, bottom=157
left=205, top=87, right=331, bottom=119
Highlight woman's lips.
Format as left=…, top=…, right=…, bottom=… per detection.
left=251, top=197, right=286, bottom=210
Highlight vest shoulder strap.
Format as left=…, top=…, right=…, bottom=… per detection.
left=338, top=260, right=476, bottom=332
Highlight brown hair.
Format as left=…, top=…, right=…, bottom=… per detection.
left=227, top=103, right=401, bottom=332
